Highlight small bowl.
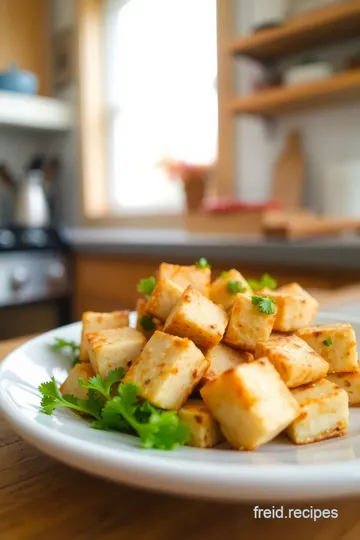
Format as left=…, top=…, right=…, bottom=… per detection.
left=0, top=66, right=38, bottom=95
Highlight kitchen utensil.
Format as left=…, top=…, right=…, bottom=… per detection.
left=14, top=155, right=50, bottom=227
left=272, top=131, right=305, bottom=210
left=252, top=0, right=288, bottom=31
left=0, top=65, right=38, bottom=95
left=322, top=161, right=360, bottom=219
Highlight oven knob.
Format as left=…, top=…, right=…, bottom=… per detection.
left=46, top=261, right=66, bottom=287
left=10, top=267, right=29, bottom=291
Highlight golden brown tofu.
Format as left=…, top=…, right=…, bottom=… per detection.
left=264, top=285, right=318, bottom=332
left=178, top=400, right=222, bottom=448
left=145, top=278, right=184, bottom=321
left=255, top=335, right=328, bottom=389
left=124, top=330, right=209, bottom=410
left=158, top=262, right=211, bottom=297
left=135, top=298, right=163, bottom=339
left=201, top=358, right=299, bottom=450
left=223, top=293, right=277, bottom=351
left=200, top=343, right=253, bottom=386
left=327, top=370, right=360, bottom=406
left=87, top=327, right=146, bottom=377
left=297, top=323, right=358, bottom=373
left=163, top=285, right=228, bottom=349
left=210, top=269, right=252, bottom=310
left=80, top=311, right=129, bottom=362
left=60, top=363, right=95, bottom=400
left=287, top=379, right=349, bottom=445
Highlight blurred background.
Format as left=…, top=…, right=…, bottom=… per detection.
left=1, top=0, right=360, bottom=339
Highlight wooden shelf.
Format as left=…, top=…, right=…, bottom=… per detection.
left=0, top=92, right=74, bottom=131
left=230, top=1, right=360, bottom=62
left=231, top=69, right=360, bottom=117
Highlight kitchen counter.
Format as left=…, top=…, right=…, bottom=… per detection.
left=64, top=227, right=360, bottom=269
left=1, top=332, right=360, bottom=539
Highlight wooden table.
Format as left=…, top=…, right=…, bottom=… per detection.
left=1, top=336, right=360, bottom=539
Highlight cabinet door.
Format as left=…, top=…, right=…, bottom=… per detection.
left=0, top=0, right=51, bottom=96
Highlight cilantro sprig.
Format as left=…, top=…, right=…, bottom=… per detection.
left=140, top=315, right=155, bottom=331
left=195, top=258, right=211, bottom=269
left=51, top=338, right=80, bottom=366
left=39, top=370, right=189, bottom=450
left=137, top=276, right=156, bottom=295
left=323, top=337, right=333, bottom=347
left=248, top=273, right=277, bottom=291
left=251, top=295, right=276, bottom=315
left=227, top=280, right=246, bottom=295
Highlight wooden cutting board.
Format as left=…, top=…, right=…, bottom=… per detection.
left=272, top=131, right=305, bottom=210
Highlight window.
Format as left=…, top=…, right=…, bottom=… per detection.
left=104, top=0, right=218, bottom=214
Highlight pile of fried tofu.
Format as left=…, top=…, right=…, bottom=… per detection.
left=61, top=262, right=358, bottom=451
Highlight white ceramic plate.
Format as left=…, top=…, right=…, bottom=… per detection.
left=1, top=312, right=360, bottom=502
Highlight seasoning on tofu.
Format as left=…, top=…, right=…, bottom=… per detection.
left=224, top=293, right=277, bottom=351
left=287, top=379, right=349, bottom=445
left=210, top=269, right=252, bottom=311
left=327, top=371, right=360, bottom=406
left=164, top=285, right=228, bottom=349
left=178, top=400, right=222, bottom=448
left=201, top=359, right=299, bottom=450
left=297, top=323, right=358, bottom=373
left=79, top=310, right=130, bottom=362
left=255, top=335, right=328, bottom=388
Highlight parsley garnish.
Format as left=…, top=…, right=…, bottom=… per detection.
left=220, top=271, right=228, bottom=279
left=323, top=337, right=333, bottom=347
left=137, top=276, right=156, bottom=295
left=39, top=371, right=189, bottom=450
left=195, top=258, right=211, bottom=269
left=248, top=273, right=277, bottom=291
left=227, top=280, right=246, bottom=295
left=140, top=315, right=155, bottom=331
left=51, top=338, right=80, bottom=366
left=251, top=295, right=276, bottom=315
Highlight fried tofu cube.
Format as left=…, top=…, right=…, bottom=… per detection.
left=200, top=343, right=253, bottom=386
left=135, top=298, right=163, bottom=339
left=210, top=269, right=252, bottom=310
left=297, top=323, right=358, bottom=373
left=255, top=335, right=328, bottom=388
left=158, top=262, right=211, bottom=297
left=124, top=330, right=208, bottom=410
left=80, top=310, right=129, bottom=362
left=87, top=327, right=146, bottom=378
left=60, top=363, right=95, bottom=400
left=264, top=285, right=318, bottom=332
left=178, top=400, right=222, bottom=448
left=163, top=285, right=228, bottom=349
left=145, top=278, right=184, bottom=321
left=287, top=379, right=349, bottom=444
left=223, top=293, right=276, bottom=351
left=327, top=371, right=360, bottom=406
left=201, top=358, right=299, bottom=450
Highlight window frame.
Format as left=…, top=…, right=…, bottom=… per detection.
left=76, top=0, right=234, bottom=227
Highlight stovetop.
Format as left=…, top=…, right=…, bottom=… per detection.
left=0, top=227, right=67, bottom=252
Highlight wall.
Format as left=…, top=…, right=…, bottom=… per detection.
left=234, top=0, right=360, bottom=211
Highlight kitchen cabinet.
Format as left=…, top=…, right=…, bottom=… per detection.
left=0, top=0, right=51, bottom=96
left=74, top=254, right=360, bottom=319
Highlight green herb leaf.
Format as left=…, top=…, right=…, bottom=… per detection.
left=248, top=273, right=277, bottom=291
left=251, top=295, right=276, bottom=315
left=137, top=276, right=156, bottom=295
left=79, top=367, right=125, bottom=400
left=38, top=377, right=102, bottom=419
left=220, top=271, right=228, bottom=279
left=140, top=315, right=155, bottom=331
left=323, top=337, right=333, bottom=347
left=50, top=338, right=80, bottom=366
left=227, top=280, right=246, bottom=295
left=195, top=258, right=211, bottom=269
